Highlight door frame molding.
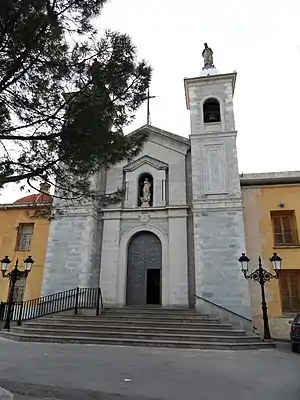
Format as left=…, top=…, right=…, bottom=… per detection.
left=117, top=224, right=169, bottom=307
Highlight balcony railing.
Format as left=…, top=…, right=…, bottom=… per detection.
left=274, top=230, right=299, bottom=246
left=16, top=233, right=32, bottom=251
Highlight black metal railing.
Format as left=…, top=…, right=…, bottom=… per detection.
left=195, top=294, right=258, bottom=335
left=0, top=287, right=104, bottom=328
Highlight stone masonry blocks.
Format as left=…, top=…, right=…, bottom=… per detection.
left=193, top=210, right=251, bottom=317
left=42, top=206, right=100, bottom=295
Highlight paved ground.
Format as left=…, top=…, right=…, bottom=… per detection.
left=0, top=338, right=299, bottom=400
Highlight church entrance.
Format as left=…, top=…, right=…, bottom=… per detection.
left=126, top=231, right=162, bottom=306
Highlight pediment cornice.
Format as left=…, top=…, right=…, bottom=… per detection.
left=124, top=155, right=168, bottom=172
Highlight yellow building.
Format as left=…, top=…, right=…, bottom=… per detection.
left=242, top=172, right=300, bottom=339
left=0, top=184, right=52, bottom=303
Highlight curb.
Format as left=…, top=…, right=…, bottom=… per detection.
left=274, top=339, right=290, bottom=343
left=0, top=387, right=13, bottom=400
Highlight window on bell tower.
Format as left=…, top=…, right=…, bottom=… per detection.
left=203, top=98, right=221, bottom=123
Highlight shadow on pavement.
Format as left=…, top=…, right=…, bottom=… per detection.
left=0, top=380, right=164, bottom=400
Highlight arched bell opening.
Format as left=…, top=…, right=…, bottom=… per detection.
left=203, top=98, right=221, bottom=123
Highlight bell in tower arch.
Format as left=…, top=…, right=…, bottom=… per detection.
left=203, top=98, right=221, bottom=123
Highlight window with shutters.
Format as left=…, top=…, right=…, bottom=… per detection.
left=279, top=270, right=300, bottom=313
left=271, top=211, right=299, bottom=246
left=16, top=223, right=34, bottom=251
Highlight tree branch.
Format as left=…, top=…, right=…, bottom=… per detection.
left=0, top=160, right=59, bottom=185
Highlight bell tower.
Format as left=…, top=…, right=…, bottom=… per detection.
left=184, top=44, right=251, bottom=317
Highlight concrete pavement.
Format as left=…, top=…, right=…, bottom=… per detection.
left=0, top=338, right=299, bottom=399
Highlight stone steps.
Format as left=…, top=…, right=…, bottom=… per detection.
left=103, top=307, right=198, bottom=314
left=49, top=314, right=217, bottom=322
left=22, top=322, right=246, bottom=336
left=36, top=317, right=228, bottom=329
left=0, top=330, right=273, bottom=350
left=9, top=326, right=261, bottom=343
left=0, top=308, right=275, bottom=350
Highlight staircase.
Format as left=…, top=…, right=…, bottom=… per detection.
left=1, top=307, right=274, bottom=350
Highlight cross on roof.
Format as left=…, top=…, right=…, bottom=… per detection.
left=144, top=89, right=157, bottom=125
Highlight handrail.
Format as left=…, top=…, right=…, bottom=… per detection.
left=195, top=294, right=259, bottom=335
left=195, top=294, right=252, bottom=323
left=0, top=287, right=104, bottom=329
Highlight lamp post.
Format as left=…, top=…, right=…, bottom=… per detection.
left=238, top=252, right=282, bottom=340
left=1, top=256, right=34, bottom=330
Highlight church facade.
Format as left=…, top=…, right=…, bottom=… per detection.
left=41, top=69, right=252, bottom=319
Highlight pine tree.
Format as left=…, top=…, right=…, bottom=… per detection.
left=0, top=0, right=152, bottom=207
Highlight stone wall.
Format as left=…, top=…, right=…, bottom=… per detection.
left=41, top=169, right=107, bottom=295
left=42, top=204, right=100, bottom=295
left=252, top=314, right=292, bottom=340
left=193, top=208, right=251, bottom=317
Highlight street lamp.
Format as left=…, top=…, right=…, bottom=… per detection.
left=238, top=252, right=282, bottom=341
left=1, top=256, right=34, bottom=330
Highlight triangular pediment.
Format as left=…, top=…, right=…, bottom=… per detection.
left=128, top=124, right=190, bottom=147
left=124, top=155, right=168, bottom=172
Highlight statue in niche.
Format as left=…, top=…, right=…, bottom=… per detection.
left=202, top=43, right=214, bottom=68
left=141, top=178, right=151, bottom=207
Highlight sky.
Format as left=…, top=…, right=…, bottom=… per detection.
left=1, top=0, right=300, bottom=203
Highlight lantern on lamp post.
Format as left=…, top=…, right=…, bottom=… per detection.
left=238, top=252, right=282, bottom=340
left=1, top=256, right=35, bottom=330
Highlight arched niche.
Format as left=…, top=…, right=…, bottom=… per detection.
left=138, top=172, right=153, bottom=207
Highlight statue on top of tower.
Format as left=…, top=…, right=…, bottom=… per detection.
left=202, top=43, right=214, bottom=69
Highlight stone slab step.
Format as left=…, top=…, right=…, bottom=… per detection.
left=104, top=308, right=202, bottom=315
left=14, top=396, right=44, bottom=400
left=10, top=327, right=260, bottom=343
left=106, top=308, right=200, bottom=311
left=48, top=314, right=218, bottom=322
left=100, top=316, right=216, bottom=323
left=102, top=313, right=210, bottom=319
left=102, top=314, right=211, bottom=320
left=44, top=314, right=222, bottom=322
left=0, top=331, right=274, bottom=350
left=36, top=317, right=230, bottom=329
left=22, top=322, right=246, bottom=336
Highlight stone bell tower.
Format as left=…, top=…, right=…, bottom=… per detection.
left=184, top=44, right=251, bottom=317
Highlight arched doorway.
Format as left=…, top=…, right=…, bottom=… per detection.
left=126, top=231, right=162, bottom=306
